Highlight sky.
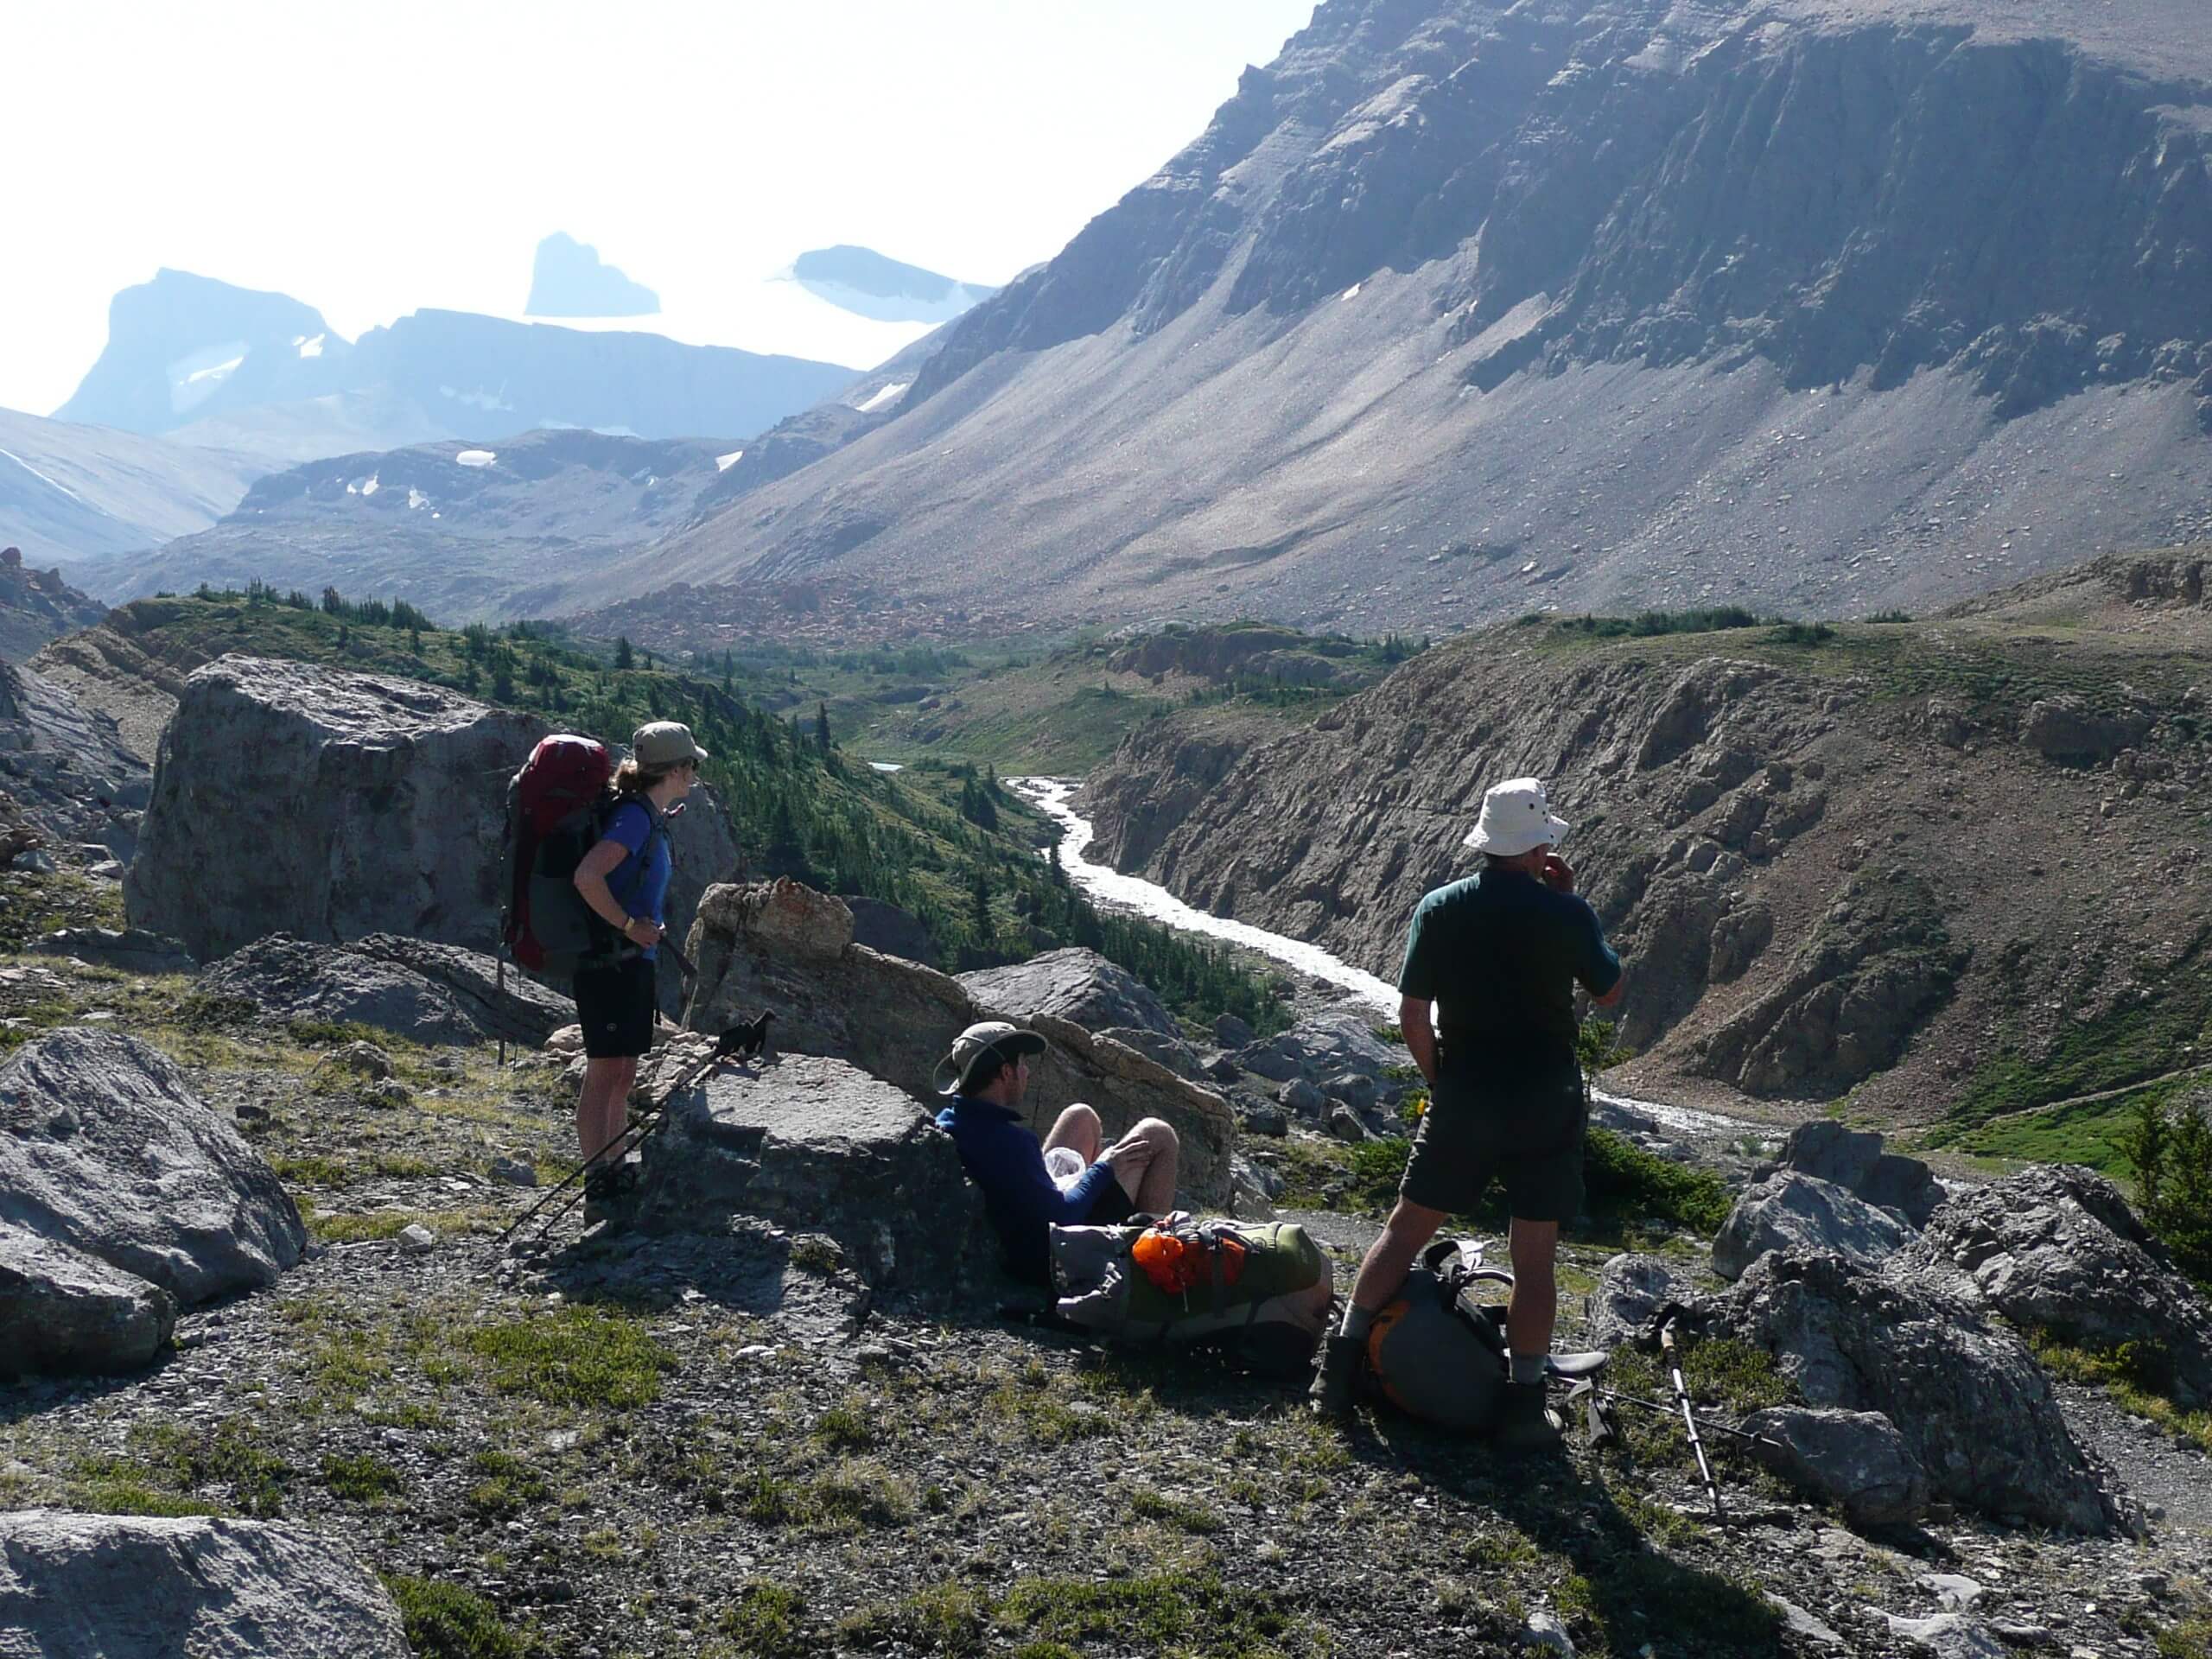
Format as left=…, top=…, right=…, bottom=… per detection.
left=0, top=0, right=1316, bottom=418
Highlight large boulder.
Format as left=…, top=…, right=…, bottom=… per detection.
left=0, top=1029, right=305, bottom=1310
left=199, top=934, right=485, bottom=1046
left=1738, top=1406, right=1931, bottom=1529
left=1585, top=1252, right=1696, bottom=1350
left=0, top=1510, right=410, bottom=1657
left=1775, top=1120, right=1946, bottom=1227
left=1902, top=1164, right=2212, bottom=1409
left=683, top=879, right=1237, bottom=1207
left=959, top=947, right=1182, bottom=1042
left=1713, top=1172, right=1916, bottom=1281
left=344, top=933, right=574, bottom=1047
left=633, top=1049, right=989, bottom=1285
left=0, top=1222, right=175, bottom=1377
left=1233, top=1006, right=1401, bottom=1090
left=0, top=658, right=149, bottom=861
left=1719, top=1252, right=2131, bottom=1533
left=124, top=655, right=738, bottom=1014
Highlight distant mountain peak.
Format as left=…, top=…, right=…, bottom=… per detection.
left=525, top=232, right=660, bottom=319
left=782, top=245, right=997, bottom=326
left=55, top=269, right=340, bottom=432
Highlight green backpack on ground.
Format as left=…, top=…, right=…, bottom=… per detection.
left=1047, top=1215, right=1333, bottom=1377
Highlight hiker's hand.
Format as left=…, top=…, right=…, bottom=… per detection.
left=623, top=918, right=665, bottom=946
left=1541, top=855, right=1576, bottom=894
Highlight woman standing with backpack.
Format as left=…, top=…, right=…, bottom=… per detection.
left=569, top=721, right=705, bottom=1203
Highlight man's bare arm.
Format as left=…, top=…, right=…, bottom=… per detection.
left=1591, top=976, right=1624, bottom=1010
left=1399, top=993, right=1440, bottom=1087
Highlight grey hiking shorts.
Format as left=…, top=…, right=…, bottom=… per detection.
left=1399, top=1063, right=1587, bottom=1224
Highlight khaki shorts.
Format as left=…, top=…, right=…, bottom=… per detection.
left=1399, top=1066, right=1587, bottom=1224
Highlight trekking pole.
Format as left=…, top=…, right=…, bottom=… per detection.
left=491, top=1042, right=737, bottom=1253
left=492, top=1101, right=668, bottom=1249
left=1660, top=1317, right=1726, bottom=1522
left=504, top=1104, right=684, bottom=1253
left=1581, top=1386, right=1783, bottom=1449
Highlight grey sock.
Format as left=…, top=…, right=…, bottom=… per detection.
left=1338, top=1304, right=1375, bottom=1342
left=1510, top=1352, right=1546, bottom=1388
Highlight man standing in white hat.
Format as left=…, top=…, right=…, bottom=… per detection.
left=1310, top=777, right=1623, bottom=1446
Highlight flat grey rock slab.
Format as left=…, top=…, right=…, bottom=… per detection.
left=0, top=1510, right=410, bottom=1658
left=199, top=933, right=482, bottom=1046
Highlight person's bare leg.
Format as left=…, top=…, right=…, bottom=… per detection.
left=1042, top=1103, right=1103, bottom=1161
left=1505, top=1217, right=1560, bottom=1362
left=1109, top=1118, right=1179, bottom=1211
left=1348, top=1198, right=1446, bottom=1317
left=577, top=1059, right=622, bottom=1166
left=577, top=1057, right=639, bottom=1169
left=1314, top=1195, right=1445, bottom=1416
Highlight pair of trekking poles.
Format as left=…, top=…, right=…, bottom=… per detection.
left=1568, top=1310, right=1783, bottom=1522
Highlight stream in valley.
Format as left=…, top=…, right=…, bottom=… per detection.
left=1007, top=777, right=1760, bottom=1144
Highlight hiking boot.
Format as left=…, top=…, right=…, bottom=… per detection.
left=1493, top=1381, right=1564, bottom=1451
left=582, top=1161, right=636, bottom=1227
left=1309, top=1333, right=1365, bottom=1421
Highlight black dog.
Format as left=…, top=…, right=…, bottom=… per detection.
left=715, top=1010, right=775, bottom=1064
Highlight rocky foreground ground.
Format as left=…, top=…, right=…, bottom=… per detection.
left=4, top=922, right=2211, bottom=1658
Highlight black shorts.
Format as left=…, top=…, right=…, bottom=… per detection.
left=1085, top=1175, right=1138, bottom=1228
left=1400, top=1065, right=1587, bottom=1224
left=574, top=956, right=656, bottom=1059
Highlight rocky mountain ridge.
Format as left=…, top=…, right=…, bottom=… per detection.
left=1082, top=550, right=2212, bottom=1125
left=614, top=0, right=2212, bottom=642
left=0, top=548, right=105, bottom=664
left=0, top=405, right=269, bottom=571
left=53, top=269, right=856, bottom=468
left=83, top=429, right=743, bottom=621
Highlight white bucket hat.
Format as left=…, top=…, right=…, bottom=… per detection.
left=1462, top=776, right=1571, bottom=855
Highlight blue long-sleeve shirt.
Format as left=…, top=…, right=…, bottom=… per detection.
left=935, top=1095, right=1117, bottom=1283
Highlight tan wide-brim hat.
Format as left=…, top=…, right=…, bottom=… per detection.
left=632, top=721, right=709, bottom=767
left=1463, top=776, right=1571, bottom=855
left=932, top=1020, right=1048, bottom=1096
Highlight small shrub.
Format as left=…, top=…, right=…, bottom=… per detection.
left=2125, top=1094, right=2212, bottom=1284
left=1583, top=1128, right=1732, bottom=1235
left=321, top=1452, right=404, bottom=1503
left=719, top=1580, right=810, bottom=1657
left=1576, top=1016, right=1634, bottom=1073
left=1768, top=621, right=1837, bottom=646
left=466, top=1305, right=676, bottom=1408
left=1128, top=1486, right=1224, bottom=1534
left=382, top=1575, right=526, bottom=1659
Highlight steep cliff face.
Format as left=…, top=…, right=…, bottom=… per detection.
left=1081, top=554, right=2212, bottom=1117
left=629, top=0, right=2212, bottom=642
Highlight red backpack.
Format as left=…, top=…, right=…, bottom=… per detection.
left=500, top=734, right=619, bottom=979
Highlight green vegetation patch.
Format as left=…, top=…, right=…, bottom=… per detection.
left=321, top=1451, right=405, bottom=1503
left=0, top=871, right=125, bottom=958
left=717, top=1580, right=810, bottom=1658
left=994, top=1570, right=1319, bottom=1657
left=2030, top=1332, right=2212, bottom=1452
left=1937, top=940, right=2212, bottom=1135
left=1270, top=1126, right=1726, bottom=1236
left=382, top=1574, right=528, bottom=1659
left=69, top=1418, right=292, bottom=1519
left=466, top=1304, right=677, bottom=1409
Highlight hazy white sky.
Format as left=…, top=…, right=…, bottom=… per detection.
left=0, top=1, right=1315, bottom=417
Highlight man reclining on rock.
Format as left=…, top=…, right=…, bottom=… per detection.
left=933, top=1020, right=1179, bottom=1286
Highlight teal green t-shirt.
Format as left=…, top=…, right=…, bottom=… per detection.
left=1398, top=867, right=1621, bottom=1076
